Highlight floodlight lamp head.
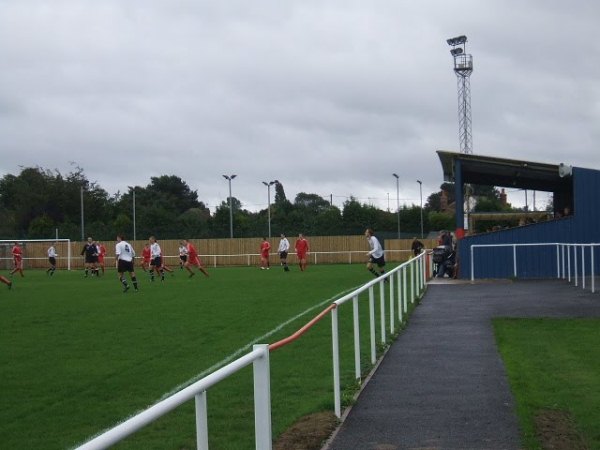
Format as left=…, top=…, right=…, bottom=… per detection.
left=447, top=35, right=467, bottom=46
left=450, top=48, right=463, bottom=56
left=392, top=173, right=399, bottom=179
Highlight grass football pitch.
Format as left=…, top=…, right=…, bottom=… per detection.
left=1, top=264, right=405, bottom=449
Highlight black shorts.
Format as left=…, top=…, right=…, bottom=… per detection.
left=85, top=255, right=98, bottom=264
left=118, top=260, right=134, bottom=273
left=150, top=256, right=162, bottom=267
left=369, top=255, right=386, bottom=267
left=279, top=251, right=288, bottom=259
left=49, top=257, right=56, bottom=265
left=180, top=255, right=188, bottom=262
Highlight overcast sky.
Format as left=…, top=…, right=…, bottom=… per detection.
left=1, top=1, right=598, bottom=213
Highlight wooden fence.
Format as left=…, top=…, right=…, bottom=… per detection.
left=1, top=237, right=439, bottom=270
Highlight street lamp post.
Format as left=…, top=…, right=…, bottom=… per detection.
left=80, top=185, right=85, bottom=241
left=392, top=173, right=400, bottom=239
left=222, top=174, right=237, bottom=238
left=417, top=180, right=424, bottom=239
left=132, top=187, right=136, bottom=242
left=262, top=180, right=278, bottom=238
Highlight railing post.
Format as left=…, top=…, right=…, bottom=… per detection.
left=331, top=308, right=341, bottom=418
left=403, top=265, right=408, bottom=307
left=592, top=246, right=595, bottom=294
left=378, top=285, right=385, bottom=344
left=574, top=245, right=579, bottom=287
left=471, top=245, right=475, bottom=281
left=352, top=295, right=361, bottom=380
left=421, top=254, right=426, bottom=288
left=561, top=244, right=566, bottom=279
left=556, top=244, right=560, bottom=279
left=568, top=245, right=571, bottom=282
left=253, top=344, right=272, bottom=450
left=582, top=245, right=586, bottom=290
left=397, top=269, right=402, bottom=323
left=411, top=259, right=415, bottom=302
left=513, top=245, right=517, bottom=278
left=389, top=277, right=395, bottom=334
left=368, top=287, right=376, bottom=364
left=195, top=392, right=209, bottom=450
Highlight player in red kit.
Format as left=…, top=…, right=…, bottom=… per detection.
left=294, top=234, right=310, bottom=272
left=260, top=237, right=271, bottom=270
left=10, top=242, right=24, bottom=277
left=0, top=274, right=12, bottom=289
left=97, top=241, right=107, bottom=275
left=140, top=244, right=151, bottom=272
left=184, top=239, right=209, bottom=278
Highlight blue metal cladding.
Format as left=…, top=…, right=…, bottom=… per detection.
left=459, top=166, right=600, bottom=279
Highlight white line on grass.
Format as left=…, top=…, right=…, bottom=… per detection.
left=163, top=283, right=362, bottom=399
left=76, top=284, right=362, bottom=447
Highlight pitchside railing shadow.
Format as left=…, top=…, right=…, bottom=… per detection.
left=75, top=252, right=430, bottom=450
left=471, top=242, right=599, bottom=294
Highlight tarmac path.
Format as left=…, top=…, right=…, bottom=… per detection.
left=324, top=279, right=600, bottom=450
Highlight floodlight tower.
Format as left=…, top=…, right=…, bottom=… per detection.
left=447, top=35, right=473, bottom=154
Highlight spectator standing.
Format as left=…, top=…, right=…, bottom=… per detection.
left=411, top=237, right=424, bottom=257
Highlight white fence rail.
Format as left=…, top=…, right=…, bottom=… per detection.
left=76, top=252, right=429, bottom=450
left=470, top=242, right=599, bottom=294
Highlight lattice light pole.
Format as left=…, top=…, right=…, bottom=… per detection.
left=447, top=35, right=473, bottom=154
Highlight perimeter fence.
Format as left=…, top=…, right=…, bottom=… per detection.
left=0, top=236, right=437, bottom=270
left=470, top=242, right=600, bottom=294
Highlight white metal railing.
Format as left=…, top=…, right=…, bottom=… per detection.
left=328, top=251, right=427, bottom=417
left=470, top=242, right=599, bottom=294
left=76, top=345, right=272, bottom=450
left=75, top=252, right=430, bottom=450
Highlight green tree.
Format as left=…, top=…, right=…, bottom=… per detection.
left=428, top=211, right=454, bottom=232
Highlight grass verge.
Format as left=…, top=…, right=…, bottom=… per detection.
left=494, top=318, right=600, bottom=450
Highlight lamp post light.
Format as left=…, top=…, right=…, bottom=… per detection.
left=132, top=187, right=136, bottom=242
left=417, top=180, right=424, bottom=239
left=222, top=174, right=237, bottom=238
left=262, top=180, right=278, bottom=238
left=392, top=173, right=400, bottom=239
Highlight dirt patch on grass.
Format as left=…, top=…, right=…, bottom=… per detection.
left=274, top=411, right=338, bottom=450
left=534, top=409, right=588, bottom=450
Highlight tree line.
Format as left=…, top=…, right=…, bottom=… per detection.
left=0, top=166, right=466, bottom=241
